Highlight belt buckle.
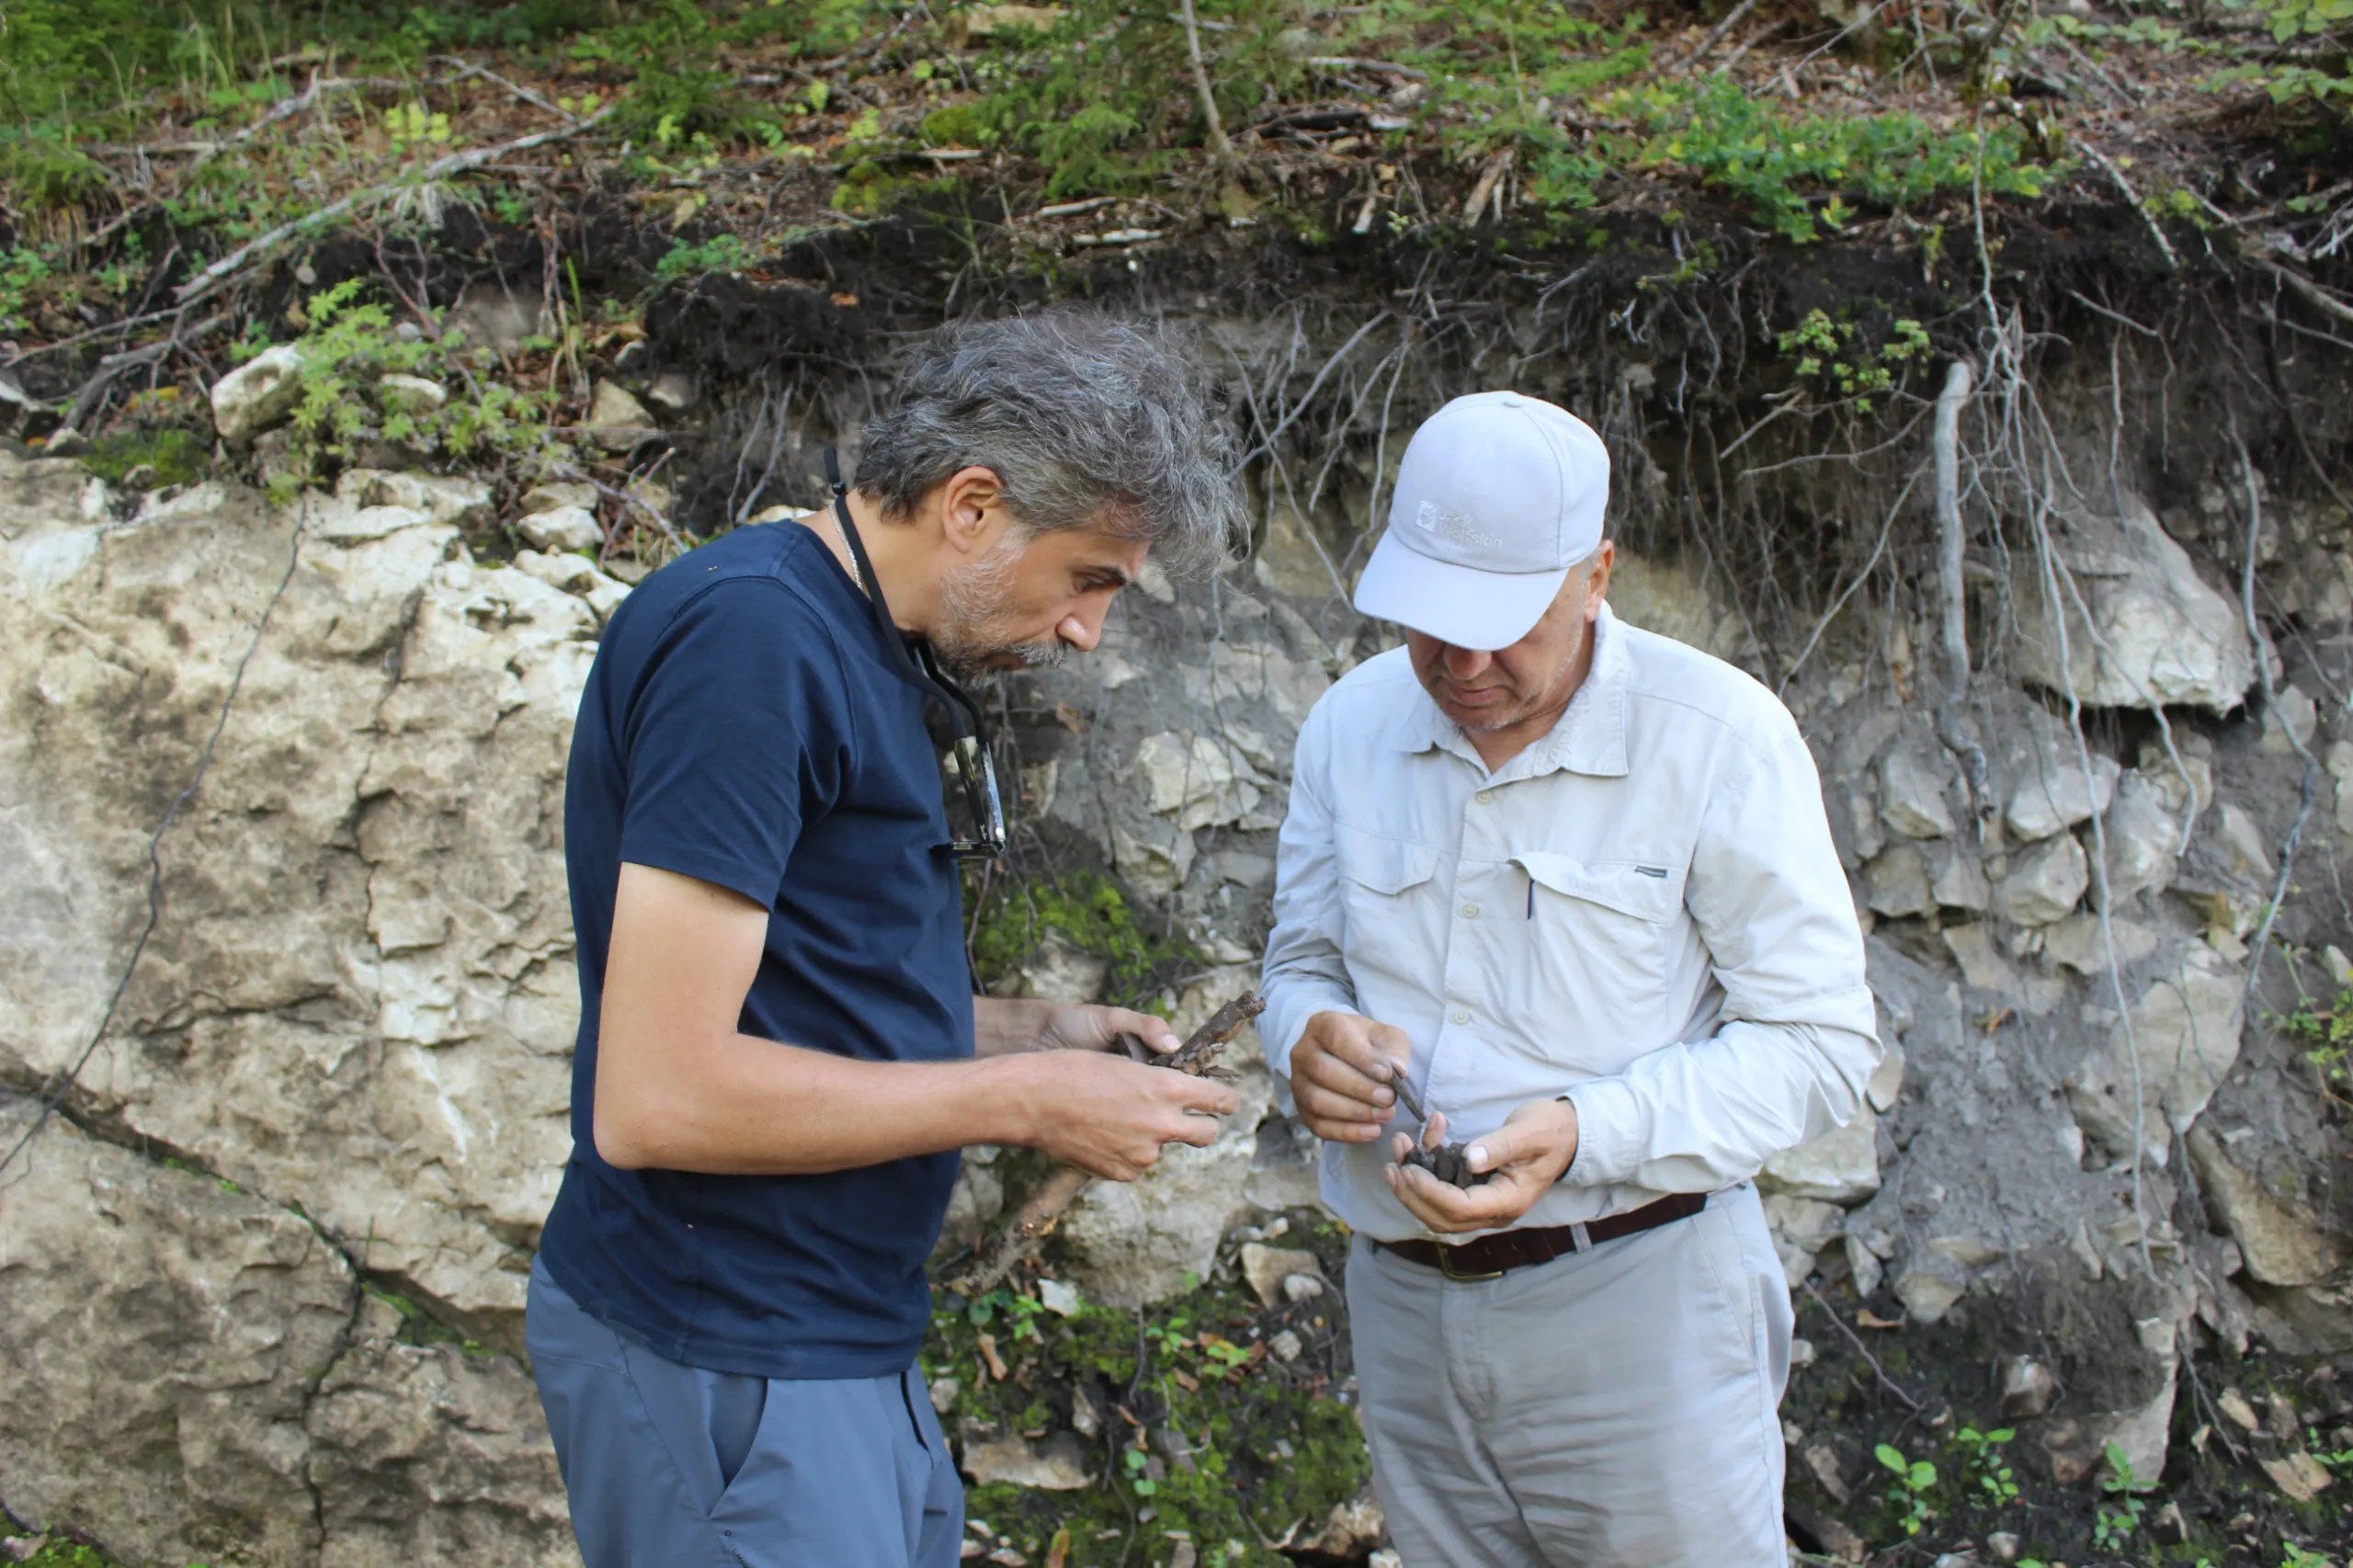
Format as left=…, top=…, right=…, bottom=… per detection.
left=1436, top=1245, right=1504, bottom=1283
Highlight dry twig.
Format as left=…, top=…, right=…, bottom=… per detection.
left=949, top=991, right=1266, bottom=1298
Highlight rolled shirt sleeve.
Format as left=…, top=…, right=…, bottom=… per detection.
left=1562, top=722, right=1881, bottom=1193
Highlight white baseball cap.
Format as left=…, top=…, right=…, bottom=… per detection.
left=1351, top=391, right=1609, bottom=651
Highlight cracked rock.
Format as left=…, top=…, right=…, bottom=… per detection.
left=2006, top=754, right=2118, bottom=842
left=1993, top=834, right=2087, bottom=926
left=2012, top=487, right=2255, bottom=712
left=1878, top=746, right=1957, bottom=839
left=0, top=466, right=591, bottom=1351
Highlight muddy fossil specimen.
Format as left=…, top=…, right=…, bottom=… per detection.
left=1400, top=1140, right=1494, bottom=1188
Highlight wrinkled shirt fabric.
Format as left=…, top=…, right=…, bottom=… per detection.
left=1261, top=604, right=1880, bottom=1244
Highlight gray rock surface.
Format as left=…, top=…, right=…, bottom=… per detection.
left=2013, top=489, right=2256, bottom=712
left=1995, top=834, right=2090, bottom=926
left=518, top=503, right=605, bottom=554
left=0, top=1095, right=573, bottom=1568
left=0, top=462, right=595, bottom=1346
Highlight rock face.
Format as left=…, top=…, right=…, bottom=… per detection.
left=2013, top=489, right=2256, bottom=712
left=2, top=382, right=2349, bottom=1561
left=0, top=1096, right=573, bottom=1568
left=1, top=470, right=594, bottom=1346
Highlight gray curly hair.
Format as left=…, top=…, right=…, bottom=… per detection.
left=854, top=311, right=1242, bottom=581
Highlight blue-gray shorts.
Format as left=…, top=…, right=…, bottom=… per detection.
left=527, top=1257, right=963, bottom=1568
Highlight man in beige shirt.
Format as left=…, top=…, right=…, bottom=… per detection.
left=1262, top=392, right=1878, bottom=1565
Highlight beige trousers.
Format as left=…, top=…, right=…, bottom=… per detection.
left=1344, top=1183, right=1790, bottom=1568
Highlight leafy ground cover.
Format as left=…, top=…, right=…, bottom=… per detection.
left=0, top=0, right=2344, bottom=373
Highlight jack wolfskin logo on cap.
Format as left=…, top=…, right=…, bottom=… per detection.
left=1415, top=499, right=1502, bottom=551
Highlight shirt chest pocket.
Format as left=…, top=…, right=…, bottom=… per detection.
left=1500, top=852, right=1681, bottom=1068
left=1334, top=824, right=1444, bottom=999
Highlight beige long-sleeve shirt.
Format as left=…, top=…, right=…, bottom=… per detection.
left=1260, top=605, right=1880, bottom=1243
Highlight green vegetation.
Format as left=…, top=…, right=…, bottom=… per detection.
left=966, top=869, right=1198, bottom=1002
left=2092, top=1439, right=2154, bottom=1551
left=255, top=277, right=563, bottom=502
left=1777, top=310, right=1935, bottom=414
left=1954, top=1423, right=2020, bottom=1506
left=927, top=1227, right=1368, bottom=1568
left=1873, top=1438, right=1938, bottom=1537
left=2276, top=983, right=2353, bottom=1097
left=78, top=427, right=211, bottom=490
left=8, top=0, right=2320, bottom=299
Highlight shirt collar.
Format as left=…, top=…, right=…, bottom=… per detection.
left=1388, top=602, right=1631, bottom=780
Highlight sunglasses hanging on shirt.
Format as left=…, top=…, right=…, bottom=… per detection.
left=823, top=447, right=1009, bottom=863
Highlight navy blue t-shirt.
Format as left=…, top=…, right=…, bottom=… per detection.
left=539, top=521, right=974, bottom=1380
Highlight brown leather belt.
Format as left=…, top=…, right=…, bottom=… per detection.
left=1375, top=1192, right=1710, bottom=1281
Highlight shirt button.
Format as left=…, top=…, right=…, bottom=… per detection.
left=1474, top=790, right=1495, bottom=805
left=1461, top=902, right=1480, bottom=918
left=1450, top=1008, right=1472, bottom=1026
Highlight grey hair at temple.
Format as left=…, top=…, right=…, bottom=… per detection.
left=853, top=311, right=1244, bottom=582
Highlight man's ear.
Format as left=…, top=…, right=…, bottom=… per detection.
left=934, top=465, right=1012, bottom=558
left=1583, top=539, right=1616, bottom=619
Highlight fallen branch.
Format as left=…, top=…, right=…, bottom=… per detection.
left=1178, top=0, right=1235, bottom=161
left=949, top=990, right=1266, bottom=1299
left=58, top=312, right=228, bottom=434
left=2268, top=261, right=2353, bottom=326
left=1666, top=0, right=1766, bottom=75
left=1304, top=56, right=1428, bottom=81
left=176, top=108, right=614, bottom=310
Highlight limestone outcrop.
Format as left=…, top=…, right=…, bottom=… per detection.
left=2, top=397, right=2347, bottom=1564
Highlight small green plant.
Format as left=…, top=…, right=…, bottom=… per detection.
left=254, top=277, right=564, bottom=501
left=1874, top=1440, right=1937, bottom=1537
left=1776, top=310, right=1932, bottom=413
left=385, top=101, right=453, bottom=150
left=2280, top=1545, right=2339, bottom=1568
left=1955, top=1424, right=2020, bottom=1504
left=965, top=1286, right=1054, bottom=1344
left=654, top=232, right=758, bottom=281
left=2276, top=985, right=2353, bottom=1094
left=2092, top=1439, right=2152, bottom=1551
left=0, top=245, right=55, bottom=334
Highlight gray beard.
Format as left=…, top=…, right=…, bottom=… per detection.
left=929, top=538, right=1067, bottom=680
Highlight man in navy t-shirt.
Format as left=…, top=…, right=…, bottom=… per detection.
left=528, top=313, right=1244, bottom=1567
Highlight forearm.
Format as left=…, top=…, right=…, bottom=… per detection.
left=596, top=1031, right=1037, bottom=1175
left=972, top=995, right=1062, bottom=1059
left=1562, top=1014, right=1879, bottom=1191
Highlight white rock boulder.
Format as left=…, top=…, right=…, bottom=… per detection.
left=1994, top=835, right=2089, bottom=926
left=210, top=345, right=310, bottom=445
left=2013, top=489, right=2255, bottom=712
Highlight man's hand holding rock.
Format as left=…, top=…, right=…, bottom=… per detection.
left=1384, top=1096, right=1580, bottom=1234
